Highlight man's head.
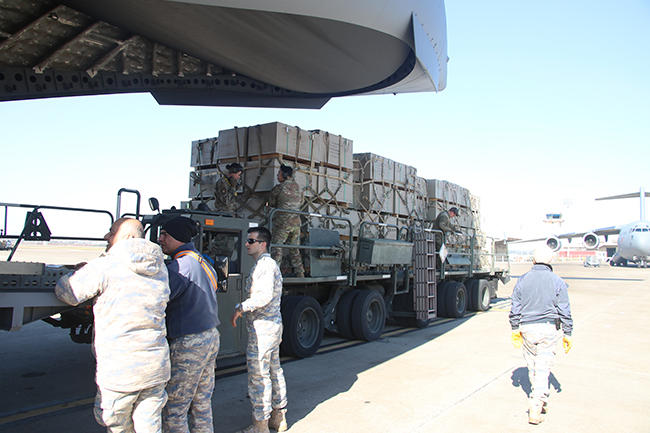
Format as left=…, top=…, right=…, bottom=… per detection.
left=533, top=246, right=554, bottom=264
left=104, top=218, right=144, bottom=251
left=246, top=227, right=271, bottom=259
left=277, top=165, right=293, bottom=183
left=158, top=217, right=198, bottom=255
left=449, top=207, right=459, bottom=218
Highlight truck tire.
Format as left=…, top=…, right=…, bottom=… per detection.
left=476, top=279, right=491, bottom=312
left=444, top=281, right=467, bottom=318
left=351, top=290, right=386, bottom=341
left=280, top=295, right=324, bottom=358
left=336, top=289, right=361, bottom=340
left=465, top=279, right=479, bottom=311
left=436, top=282, right=449, bottom=318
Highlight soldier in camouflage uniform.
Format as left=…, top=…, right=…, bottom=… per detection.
left=268, top=165, right=305, bottom=278
left=509, top=247, right=573, bottom=425
left=158, top=217, right=221, bottom=433
left=55, top=218, right=170, bottom=433
left=231, top=227, right=288, bottom=433
left=213, top=163, right=243, bottom=216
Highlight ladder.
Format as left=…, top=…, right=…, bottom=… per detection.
left=414, top=231, right=437, bottom=320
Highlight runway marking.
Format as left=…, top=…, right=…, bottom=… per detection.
left=0, top=397, right=94, bottom=426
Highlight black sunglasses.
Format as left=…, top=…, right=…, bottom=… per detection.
left=246, top=238, right=263, bottom=244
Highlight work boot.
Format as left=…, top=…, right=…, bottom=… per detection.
left=528, top=400, right=543, bottom=425
left=241, top=419, right=270, bottom=433
left=268, top=408, right=288, bottom=432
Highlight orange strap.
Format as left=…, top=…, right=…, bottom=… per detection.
left=174, top=250, right=219, bottom=292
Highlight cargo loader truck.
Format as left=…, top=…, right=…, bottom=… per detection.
left=1, top=122, right=510, bottom=359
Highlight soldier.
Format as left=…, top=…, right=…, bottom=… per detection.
left=231, top=227, right=288, bottom=433
left=158, top=217, right=221, bottom=433
left=55, top=218, right=170, bottom=433
left=267, top=164, right=305, bottom=278
left=509, top=246, right=573, bottom=424
left=433, top=206, right=459, bottom=235
left=214, top=163, right=243, bottom=215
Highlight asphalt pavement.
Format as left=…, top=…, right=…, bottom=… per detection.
left=1, top=262, right=648, bottom=432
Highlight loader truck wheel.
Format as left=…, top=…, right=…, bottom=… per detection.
left=465, top=279, right=479, bottom=311
left=436, top=282, right=449, bottom=318
left=351, top=290, right=386, bottom=341
left=475, top=279, right=491, bottom=312
left=336, top=289, right=361, bottom=340
left=465, top=279, right=490, bottom=312
left=444, top=281, right=467, bottom=318
left=280, top=295, right=324, bottom=358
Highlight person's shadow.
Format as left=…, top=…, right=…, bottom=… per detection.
left=511, top=367, right=562, bottom=397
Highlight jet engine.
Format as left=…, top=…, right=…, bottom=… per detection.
left=545, top=236, right=562, bottom=252
left=582, top=232, right=600, bottom=249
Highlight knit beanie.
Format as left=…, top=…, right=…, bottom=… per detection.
left=162, top=217, right=198, bottom=243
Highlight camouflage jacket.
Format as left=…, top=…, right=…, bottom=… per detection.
left=268, top=178, right=303, bottom=225
left=214, top=175, right=237, bottom=215
left=434, top=210, right=454, bottom=233
left=55, top=238, right=171, bottom=392
left=241, top=253, right=283, bottom=325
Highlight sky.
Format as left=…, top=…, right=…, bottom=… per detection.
left=1, top=0, right=649, bottom=243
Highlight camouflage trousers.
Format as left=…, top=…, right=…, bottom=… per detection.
left=94, top=383, right=167, bottom=433
left=521, top=323, right=560, bottom=403
left=163, top=327, right=220, bottom=433
left=271, top=221, right=304, bottom=275
left=246, top=320, right=288, bottom=421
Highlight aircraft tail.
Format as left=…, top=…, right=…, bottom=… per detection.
left=596, top=187, right=648, bottom=221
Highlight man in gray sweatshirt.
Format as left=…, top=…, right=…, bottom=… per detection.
left=509, top=246, right=573, bottom=425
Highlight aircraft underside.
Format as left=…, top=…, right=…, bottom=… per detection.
left=0, top=0, right=448, bottom=108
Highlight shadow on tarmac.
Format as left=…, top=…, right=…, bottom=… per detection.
left=215, top=316, right=475, bottom=433
left=510, top=367, right=562, bottom=398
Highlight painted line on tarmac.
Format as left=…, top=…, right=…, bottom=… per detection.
left=0, top=397, right=94, bottom=426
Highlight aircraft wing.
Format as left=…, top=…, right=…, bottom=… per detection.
left=509, top=226, right=620, bottom=244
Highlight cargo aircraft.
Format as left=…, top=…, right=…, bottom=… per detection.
left=0, top=0, right=448, bottom=108
left=512, top=188, right=650, bottom=268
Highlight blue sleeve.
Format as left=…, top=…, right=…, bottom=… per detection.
left=509, top=273, right=524, bottom=330
left=167, top=260, right=188, bottom=301
left=555, top=277, right=573, bottom=335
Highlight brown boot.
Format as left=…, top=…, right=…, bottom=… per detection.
left=528, top=400, right=543, bottom=425
left=269, top=408, right=288, bottom=432
left=241, top=419, right=270, bottom=433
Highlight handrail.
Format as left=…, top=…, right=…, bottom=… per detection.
left=116, top=188, right=141, bottom=219
left=268, top=208, right=354, bottom=285
left=0, top=203, right=114, bottom=261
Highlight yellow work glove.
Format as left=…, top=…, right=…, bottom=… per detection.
left=511, top=330, right=522, bottom=348
left=563, top=335, right=573, bottom=354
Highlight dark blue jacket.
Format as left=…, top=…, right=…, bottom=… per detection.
left=165, top=243, right=220, bottom=339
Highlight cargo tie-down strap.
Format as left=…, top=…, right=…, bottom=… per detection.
left=173, top=250, right=219, bottom=292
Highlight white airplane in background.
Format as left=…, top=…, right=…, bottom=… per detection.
left=512, top=188, right=650, bottom=267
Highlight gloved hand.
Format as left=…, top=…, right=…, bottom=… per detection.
left=563, top=335, right=573, bottom=354
left=511, top=330, right=522, bottom=348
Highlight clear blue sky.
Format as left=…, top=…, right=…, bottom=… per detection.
left=1, top=0, right=649, bottom=240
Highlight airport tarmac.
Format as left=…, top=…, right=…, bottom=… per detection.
left=1, top=261, right=648, bottom=432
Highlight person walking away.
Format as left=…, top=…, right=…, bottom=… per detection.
left=158, top=217, right=221, bottom=433
left=267, top=164, right=305, bottom=278
left=509, top=246, right=573, bottom=425
left=55, top=218, right=170, bottom=433
left=231, top=227, right=288, bottom=433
